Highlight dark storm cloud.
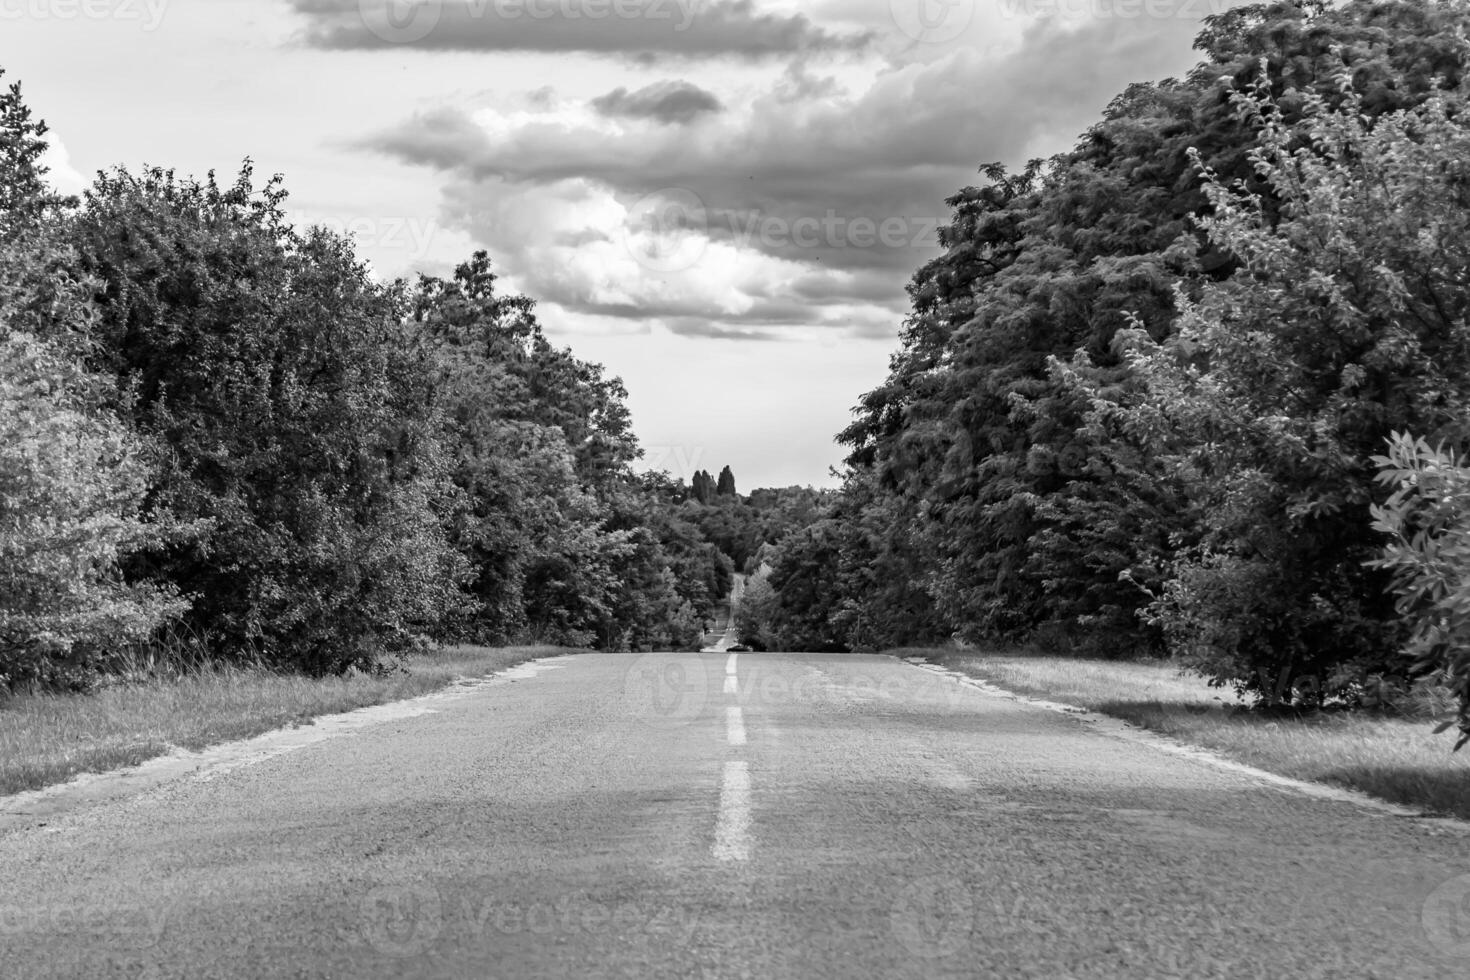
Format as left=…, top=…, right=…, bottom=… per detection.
left=290, top=0, right=872, bottom=58
left=357, top=14, right=1207, bottom=337
left=367, top=107, right=493, bottom=171
left=591, top=80, right=724, bottom=124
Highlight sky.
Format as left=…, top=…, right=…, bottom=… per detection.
left=6, top=0, right=1233, bottom=489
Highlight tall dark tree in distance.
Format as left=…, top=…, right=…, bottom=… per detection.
left=716, top=466, right=736, bottom=497
left=691, top=470, right=714, bottom=504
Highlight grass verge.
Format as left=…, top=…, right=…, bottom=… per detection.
left=896, top=646, right=1470, bottom=821
left=0, top=645, right=571, bottom=798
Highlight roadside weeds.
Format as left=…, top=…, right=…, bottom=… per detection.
left=0, top=646, right=570, bottom=797
left=898, top=646, right=1470, bottom=821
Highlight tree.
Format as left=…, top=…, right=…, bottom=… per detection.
left=690, top=469, right=714, bottom=504
left=835, top=0, right=1470, bottom=656
left=70, top=164, right=464, bottom=673
left=0, top=70, right=69, bottom=240
left=716, top=465, right=736, bottom=497
left=0, top=76, right=184, bottom=689
left=734, top=565, right=778, bottom=652
left=1371, top=435, right=1470, bottom=746
left=0, top=319, right=187, bottom=689
left=1100, top=72, right=1470, bottom=703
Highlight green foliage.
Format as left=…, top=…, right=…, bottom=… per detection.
left=412, top=253, right=717, bottom=651
left=0, top=69, right=185, bottom=690
left=70, top=164, right=466, bottom=673
left=716, top=465, right=736, bottom=497
left=0, top=328, right=187, bottom=688
left=0, top=71, right=770, bottom=681
left=1371, top=434, right=1470, bottom=747
left=790, top=0, right=1470, bottom=691
left=0, top=70, right=69, bottom=240
left=733, top=566, right=778, bottom=652
left=1098, top=72, right=1470, bottom=703
left=690, top=469, right=715, bottom=504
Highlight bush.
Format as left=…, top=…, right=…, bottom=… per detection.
left=1371, top=433, right=1470, bottom=746
left=0, top=328, right=186, bottom=689
left=70, top=165, right=466, bottom=673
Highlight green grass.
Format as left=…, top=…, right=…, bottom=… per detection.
left=0, top=645, right=571, bottom=797
left=899, top=646, right=1470, bottom=820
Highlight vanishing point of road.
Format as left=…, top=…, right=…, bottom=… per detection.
left=3, top=651, right=1470, bottom=979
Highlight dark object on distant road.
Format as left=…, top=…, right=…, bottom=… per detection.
left=728, top=644, right=752, bottom=653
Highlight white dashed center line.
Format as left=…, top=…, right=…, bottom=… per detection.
left=725, top=652, right=738, bottom=675
left=726, top=706, right=747, bottom=746
left=713, top=761, right=751, bottom=862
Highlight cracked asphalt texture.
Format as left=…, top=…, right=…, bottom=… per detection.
left=2, top=652, right=1468, bottom=979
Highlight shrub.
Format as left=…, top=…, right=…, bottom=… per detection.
left=1371, top=433, right=1470, bottom=747
left=0, top=328, right=186, bottom=689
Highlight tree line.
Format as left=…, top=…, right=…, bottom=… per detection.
left=735, top=0, right=1470, bottom=744
left=0, top=75, right=821, bottom=689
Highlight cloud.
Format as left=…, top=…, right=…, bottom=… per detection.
left=591, top=80, right=723, bottom=124
left=290, top=0, right=872, bottom=59
left=358, top=14, right=1207, bottom=337
left=39, top=135, right=88, bottom=197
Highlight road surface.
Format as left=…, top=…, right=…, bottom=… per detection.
left=2, top=652, right=1469, bottom=979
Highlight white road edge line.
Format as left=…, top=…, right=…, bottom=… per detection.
left=902, top=658, right=1470, bottom=832
left=726, top=706, right=747, bottom=746
left=726, top=653, right=739, bottom=675
left=713, top=761, right=752, bottom=862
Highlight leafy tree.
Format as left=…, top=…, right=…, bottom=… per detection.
left=733, top=565, right=778, bottom=652
left=0, top=76, right=184, bottom=689
left=412, top=253, right=709, bottom=650
left=70, top=164, right=464, bottom=673
left=0, top=319, right=186, bottom=689
left=1372, top=435, right=1470, bottom=746
left=0, top=71, right=69, bottom=240
left=716, top=465, right=736, bottom=496
left=836, top=0, right=1470, bottom=658
left=690, top=469, right=714, bottom=504
left=1098, top=74, right=1470, bottom=703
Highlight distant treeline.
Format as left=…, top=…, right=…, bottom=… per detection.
left=734, top=0, right=1470, bottom=744
left=0, top=75, right=816, bottom=688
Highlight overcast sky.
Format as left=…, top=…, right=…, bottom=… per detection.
left=7, top=0, right=1227, bottom=488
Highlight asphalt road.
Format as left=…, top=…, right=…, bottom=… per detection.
left=3, top=652, right=1470, bottom=979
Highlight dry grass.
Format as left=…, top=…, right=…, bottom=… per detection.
left=900, top=646, right=1470, bottom=820
left=0, top=645, right=570, bottom=797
